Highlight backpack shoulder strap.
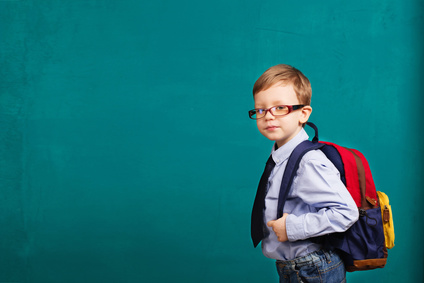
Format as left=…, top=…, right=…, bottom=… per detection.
left=276, top=139, right=324, bottom=218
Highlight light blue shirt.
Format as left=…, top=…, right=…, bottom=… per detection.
left=262, top=128, right=359, bottom=261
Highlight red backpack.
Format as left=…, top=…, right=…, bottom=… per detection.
left=277, top=122, right=395, bottom=271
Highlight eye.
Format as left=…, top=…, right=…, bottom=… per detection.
left=256, top=109, right=265, bottom=114
left=276, top=106, right=287, bottom=111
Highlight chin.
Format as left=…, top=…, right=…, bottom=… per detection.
left=266, top=136, right=284, bottom=143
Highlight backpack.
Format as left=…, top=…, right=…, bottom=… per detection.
left=277, top=122, right=395, bottom=272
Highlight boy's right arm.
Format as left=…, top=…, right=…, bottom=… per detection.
left=285, top=154, right=359, bottom=242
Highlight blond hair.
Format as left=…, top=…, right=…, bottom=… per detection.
left=253, top=64, right=312, bottom=105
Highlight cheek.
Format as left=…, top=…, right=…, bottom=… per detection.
left=256, top=120, right=262, bottom=128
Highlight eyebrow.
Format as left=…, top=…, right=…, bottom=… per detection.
left=254, top=102, right=288, bottom=108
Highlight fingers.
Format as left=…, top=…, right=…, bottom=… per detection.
left=267, top=215, right=289, bottom=242
left=267, top=220, right=274, bottom=227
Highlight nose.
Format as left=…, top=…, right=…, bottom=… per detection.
left=264, top=110, right=275, bottom=120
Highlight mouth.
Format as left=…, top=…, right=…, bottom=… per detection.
left=266, top=125, right=279, bottom=131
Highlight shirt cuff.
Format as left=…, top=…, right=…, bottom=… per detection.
left=286, top=214, right=306, bottom=241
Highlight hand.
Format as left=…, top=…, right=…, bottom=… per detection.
left=267, top=213, right=289, bottom=242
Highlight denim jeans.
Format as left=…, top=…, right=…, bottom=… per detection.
left=275, top=249, right=346, bottom=283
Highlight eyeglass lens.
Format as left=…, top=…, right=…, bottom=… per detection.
left=251, top=106, right=290, bottom=119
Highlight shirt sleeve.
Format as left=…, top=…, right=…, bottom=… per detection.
left=285, top=151, right=359, bottom=242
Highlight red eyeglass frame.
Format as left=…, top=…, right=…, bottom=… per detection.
left=248, top=105, right=305, bottom=120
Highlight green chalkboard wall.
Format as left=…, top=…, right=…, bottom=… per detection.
left=1, top=1, right=423, bottom=282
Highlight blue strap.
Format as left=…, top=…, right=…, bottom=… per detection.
left=306, top=122, right=319, bottom=143
left=276, top=139, right=324, bottom=218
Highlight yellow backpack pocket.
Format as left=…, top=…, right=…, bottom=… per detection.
left=377, top=191, right=395, bottom=249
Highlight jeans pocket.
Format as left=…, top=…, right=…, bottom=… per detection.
left=317, top=251, right=346, bottom=283
left=295, top=262, right=321, bottom=283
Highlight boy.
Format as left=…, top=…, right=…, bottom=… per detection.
left=249, top=64, right=358, bottom=282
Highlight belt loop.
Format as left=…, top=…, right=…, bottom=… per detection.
left=323, top=249, right=331, bottom=263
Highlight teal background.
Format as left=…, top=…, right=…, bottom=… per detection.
left=1, top=1, right=423, bottom=282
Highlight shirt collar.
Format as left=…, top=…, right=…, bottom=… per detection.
left=271, top=128, right=309, bottom=165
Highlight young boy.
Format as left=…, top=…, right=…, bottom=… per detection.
left=249, top=64, right=358, bottom=282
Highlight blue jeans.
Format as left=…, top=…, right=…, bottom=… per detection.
left=275, top=249, right=346, bottom=283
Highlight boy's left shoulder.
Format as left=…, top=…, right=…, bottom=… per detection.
left=298, top=148, right=339, bottom=175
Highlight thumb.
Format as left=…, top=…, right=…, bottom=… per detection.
left=267, top=220, right=275, bottom=227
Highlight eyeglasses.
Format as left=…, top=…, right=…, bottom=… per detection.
left=248, top=105, right=305, bottom=120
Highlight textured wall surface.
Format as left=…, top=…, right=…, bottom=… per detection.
left=1, top=1, right=423, bottom=282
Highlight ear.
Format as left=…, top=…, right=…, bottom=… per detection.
left=299, top=106, right=312, bottom=124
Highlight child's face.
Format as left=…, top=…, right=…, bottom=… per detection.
left=254, top=84, right=311, bottom=148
